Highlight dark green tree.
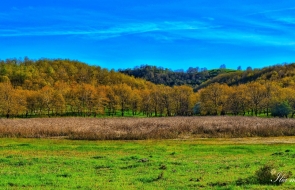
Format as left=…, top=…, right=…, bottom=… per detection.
left=193, top=102, right=201, bottom=115
left=271, top=101, right=292, bottom=118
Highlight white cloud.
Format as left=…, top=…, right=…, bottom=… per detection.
left=0, top=9, right=294, bottom=49
left=275, top=17, right=295, bottom=24
left=0, top=21, right=212, bottom=39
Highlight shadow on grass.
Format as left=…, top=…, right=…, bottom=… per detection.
left=138, top=172, right=164, bottom=183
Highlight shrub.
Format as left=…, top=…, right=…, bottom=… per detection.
left=271, top=101, right=292, bottom=118
left=255, top=163, right=292, bottom=185
left=193, top=102, right=201, bottom=115
left=255, top=164, right=278, bottom=184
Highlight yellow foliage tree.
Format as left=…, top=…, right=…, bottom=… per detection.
left=113, top=83, right=132, bottom=116
left=0, top=82, right=26, bottom=118
left=200, top=83, right=229, bottom=115
left=246, top=82, right=266, bottom=116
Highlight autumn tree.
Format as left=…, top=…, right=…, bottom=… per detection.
left=66, top=83, right=82, bottom=116
left=25, top=90, right=40, bottom=116
left=273, top=87, right=295, bottom=118
left=52, top=92, right=66, bottom=116
left=160, top=86, right=174, bottom=116
left=246, top=82, right=266, bottom=116
left=105, top=85, right=119, bottom=116
left=0, top=82, right=26, bottom=118
left=140, top=89, right=152, bottom=117
left=113, top=84, right=132, bottom=116
left=200, top=83, right=229, bottom=115
left=285, top=87, right=295, bottom=117
left=225, top=85, right=249, bottom=115
left=79, top=84, right=97, bottom=116
left=94, top=85, right=107, bottom=116
left=150, top=86, right=161, bottom=116
left=261, top=82, right=277, bottom=116
left=40, top=86, right=54, bottom=117
left=130, top=89, right=142, bottom=116
left=173, top=85, right=194, bottom=116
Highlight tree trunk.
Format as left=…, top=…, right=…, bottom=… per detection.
left=47, top=108, right=50, bottom=117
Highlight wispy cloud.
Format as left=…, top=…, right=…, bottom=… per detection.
left=1, top=19, right=294, bottom=48
left=0, top=21, right=213, bottom=39
left=0, top=3, right=294, bottom=46
left=1, top=0, right=295, bottom=70
left=274, top=16, right=295, bottom=25
left=247, top=7, right=295, bottom=16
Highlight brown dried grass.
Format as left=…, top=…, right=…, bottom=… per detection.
left=0, top=116, right=294, bottom=140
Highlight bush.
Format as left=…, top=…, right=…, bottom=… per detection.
left=193, top=102, right=201, bottom=115
left=255, top=164, right=278, bottom=184
left=236, top=164, right=285, bottom=186
left=255, top=163, right=292, bottom=185
left=271, top=101, right=292, bottom=118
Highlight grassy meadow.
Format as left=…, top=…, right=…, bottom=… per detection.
left=0, top=137, right=295, bottom=189
left=1, top=117, right=295, bottom=189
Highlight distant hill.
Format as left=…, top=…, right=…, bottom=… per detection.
left=196, top=63, right=295, bottom=90
left=119, top=65, right=236, bottom=89
left=119, top=63, right=295, bottom=91
left=0, top=58, right=154, bottom=90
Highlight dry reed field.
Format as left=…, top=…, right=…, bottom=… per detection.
left=0, top=116, right=295, bottom=140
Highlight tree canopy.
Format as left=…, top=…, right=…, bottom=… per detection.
left=0, top=58, right=295, bottom=118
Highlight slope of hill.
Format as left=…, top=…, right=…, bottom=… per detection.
left=119, top=65, right=236, bottom=88
left=1, top=58, right=295, bottom=119
left=0, top=58, right=153, bottom=90
left=119, top=63, right=295, bottom=91
left=0, top=58, right=198, bottom=118
left=196, top=63, right=295, bottom=90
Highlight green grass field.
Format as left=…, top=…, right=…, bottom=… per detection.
left=1, top=138, right=295, bottom=189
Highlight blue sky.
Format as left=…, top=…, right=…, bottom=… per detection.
left=0, top=0, right=295, bottom=70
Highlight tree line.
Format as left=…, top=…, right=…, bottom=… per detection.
left=119, top=63, right=295, bottom=92
left=0, top=58, right=197, bottom=118
left=1, top=80, right=294, bottom=118
left=0, top=58, right=295, bottom=118
left=118, top=65, right=235, bottom=88
left=198, top=82, right=295, bottom=118
left=0, top=81, right=198, bottom=118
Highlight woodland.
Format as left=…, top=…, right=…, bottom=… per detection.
left=0, top=57, right=295, bottom=118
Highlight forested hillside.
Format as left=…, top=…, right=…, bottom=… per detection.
left=119, top=64, right=295, bottom=92
left=0, top=58, right=198, bottom=118
left=119, top=65, right=235, bottom=88
left=0, top=58, right=295, bottom=118
left=0, top=58, right=152, bottom=89
left=196, top=63, right=295, bottom=90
